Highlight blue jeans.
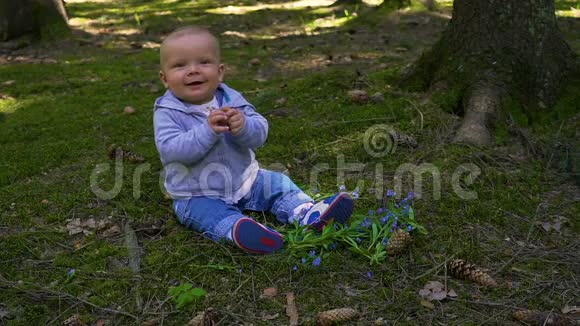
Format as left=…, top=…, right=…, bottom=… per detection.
left=173, top=169, right=313, bottom=241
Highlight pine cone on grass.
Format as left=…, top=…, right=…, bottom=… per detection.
left=316, top=308, right=358, bottom=326
left=448, top=259, right=498, bottom=287
left=513, top=309, right=575, bottom=326
left=386, top=229, right=412, bottom=255
left=107, top=144, right=145, bottom=163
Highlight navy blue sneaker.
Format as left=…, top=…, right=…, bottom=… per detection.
left=232, top=217, right=283, bottom=254
left=302, top=192, right=354, bottom=231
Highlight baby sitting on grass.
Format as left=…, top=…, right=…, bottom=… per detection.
left=153, top=26, right=354, bottom=254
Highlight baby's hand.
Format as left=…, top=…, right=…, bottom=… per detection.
left=208, top=110, right=230, bottom=133
left=222, top=107, right=245, bottom=136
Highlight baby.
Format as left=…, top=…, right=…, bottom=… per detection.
left=153, top=26, right=354, bottom=254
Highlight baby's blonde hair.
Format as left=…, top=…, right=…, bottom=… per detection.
left=160, top=26, right=221, bottom=66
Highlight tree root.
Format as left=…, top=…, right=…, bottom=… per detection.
left=453, top=80, right=502, bottom=146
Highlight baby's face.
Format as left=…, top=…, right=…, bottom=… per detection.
left=160, top=33, right=224, bottom=105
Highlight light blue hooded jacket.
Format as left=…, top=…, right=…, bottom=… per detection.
left=153, top=83, right=268, bottom=203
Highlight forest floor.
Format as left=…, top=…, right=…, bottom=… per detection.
left=1, top=0, right=579, bottom=325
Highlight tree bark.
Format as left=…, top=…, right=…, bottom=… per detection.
left=402, top=0, right=576, bottom=146
left=0, top=0, right=69, bottom=41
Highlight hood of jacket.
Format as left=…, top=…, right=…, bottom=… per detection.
left=154, top=83, right=253, bottom=115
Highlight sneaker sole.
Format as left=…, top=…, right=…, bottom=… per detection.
left=312, top=193, right=354, bottom=232
left=232, top=217, right=283, bottom=254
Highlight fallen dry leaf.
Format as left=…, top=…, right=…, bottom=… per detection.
left=1, top=80, right=15, bottom=86
left=286, top=292, right=299, bottom=326
left=431, top=290, right=447, bottom=301
left=102, top=225, right=121, bottom=237
left=260, top=287, right=278, bottom=299
left=63, top=314, right=86, bottom=326
left=93, top=319, right=107, bottom=326
left=420, top=300, right=435, bottom=309
left=418, top=289, right=431, bottom=298
left=541, top=221, right=552, bottom=232
left=66, top=217, right=117, bottom=237
left=123, top=106, right=136, bottom=114
left=562, top=305, right=580, bottom=315
left=347, top=90, right=369, bottom=103
left=425, top=281, right=444, bottom=291
left=419, top=281, right=449, bottom=301
left=188, top=308, right=218, bottom=326
left=447, top=289, right=458, bottom=298
left=249, top=58, right=261, bottom=66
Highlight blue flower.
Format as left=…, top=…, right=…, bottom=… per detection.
left=309, top=250, right=316, bottom=257
left=292, top=265, right=298, bottom=271
left=380, top=215, right=390, bottom=225
left=382, top=237, right=390, bottom=245
left=301, top=258, right=307, bottom=264
left=356, top=237, right=362, bottom=243
left=386, top=189, right=396, bottom=197
left=407, top=192, right=414, bottom=200
left=339, top=185, right=346, bottom=192
left=366, top=271, right=373, bottom=279
left=351, top=191, right=359, bottom=199
left=377, top=207, right=385, bottom=214
left=312, top=256, right=322, bottom=266
left=359, top=218, right=372, bottom=228
left=407, top=225, right=413, bottom=232
left=67, top=269, right=76, bottom=277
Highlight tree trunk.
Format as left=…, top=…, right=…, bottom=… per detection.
left=402, top=0, right=576, bottom=146
left=0, top=0, right=69, bottom=41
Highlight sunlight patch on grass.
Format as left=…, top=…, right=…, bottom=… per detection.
left=206, top=0, right=335, bottom=15
left=0, top=97, right=18, bottom=113
left=69, top=17, right=141, bottom=36
left=556, top=7, right=580, bottom=17
left=437, top=0, right=453, bottom=9
left=363, top=0, right=384, bottom=5
left=305, top=13, right=356, bottom=32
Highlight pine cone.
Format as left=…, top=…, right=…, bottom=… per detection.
left=386, top=229, right=412, bottom=255
left=316, top=308, right=358, bottom=326
left=448, top=259, right=498, bottom=287
left=107, top=144, right=145, bottom=163
left=188, top=308, right=218, bottom=326
left=513, top=310, right=575, bottom=326
left=107, top=144, right=122, bottom=160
